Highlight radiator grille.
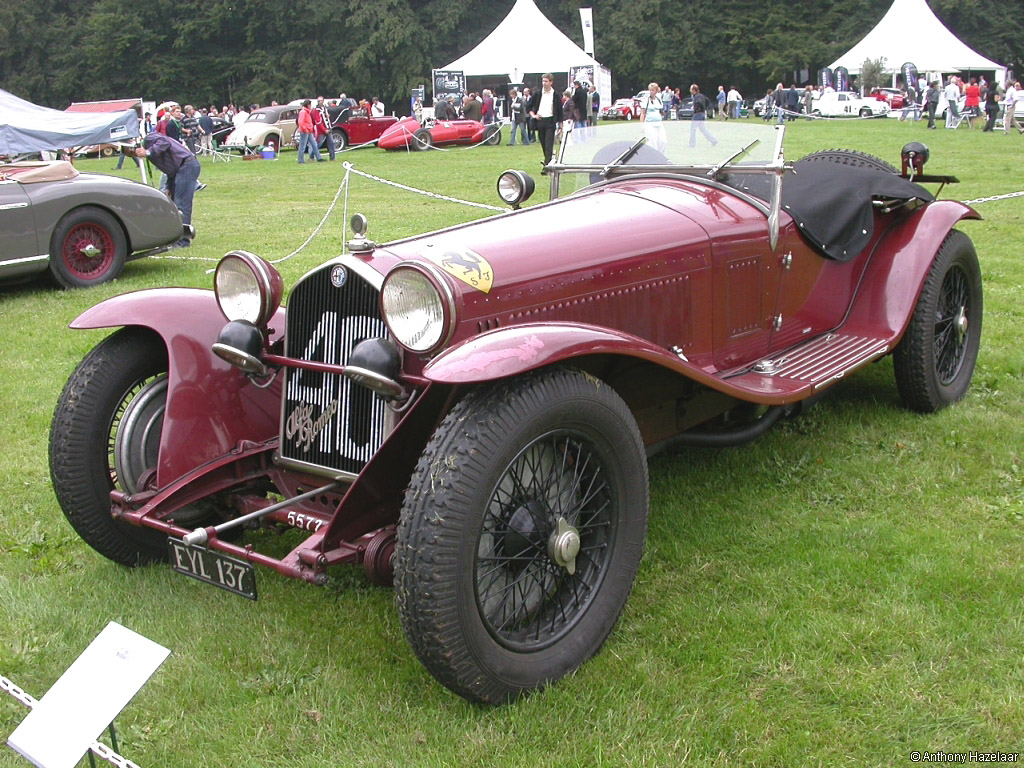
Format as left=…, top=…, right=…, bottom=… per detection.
left=279, top=262, right=390, bottom=476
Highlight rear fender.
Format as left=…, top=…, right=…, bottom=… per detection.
left=71, top=288, right=285, bottom=485
left=845, top=200, right=980, bottom=339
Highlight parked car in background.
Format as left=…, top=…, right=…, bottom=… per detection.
left=0, top=160, right=192, bottom=288
left=220, top=106, right=299, bottom=153
left=322, top=106, right=398, bottom=150
left=51, top=120, right=981, bottom=705
left=600, top=98, right=638, bottom=120
left=871, top=87, right=906, bottom=110
left=811, top=91, right=890, bottom=118
left=377, top=116, right=501, bottom=150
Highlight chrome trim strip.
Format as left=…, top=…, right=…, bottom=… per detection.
left=0, top=254, right=48, bottom=273
left=0, top=202, right=29, bottom=210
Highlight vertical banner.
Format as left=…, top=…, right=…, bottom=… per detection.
left=900, top=62, right=918, bottom=90
left=410, top=86, right=424, bottom=117
left=818, top=68, right=834, bottom=90
left=579, top=8, right=594, bottom=56
left=834, top=66, right=850, bottom=92
left=432, top=70, right=466, bottom=104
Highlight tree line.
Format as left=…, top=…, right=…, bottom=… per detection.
left=0, top=0, right=1017, bottom=113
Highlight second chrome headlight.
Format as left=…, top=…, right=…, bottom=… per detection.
left=380, top=266, right=453, bottom=353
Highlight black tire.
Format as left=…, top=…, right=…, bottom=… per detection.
left=893, top=230, right=982, bottom=412
left=331, top=129, right=349, bottom=151
left=264, top=135, right=280, bottom=152
left=811, top=109, right=822, bottom=117
left=484, top=124, right=501, bottom=145
left=412, top=128, right=433, bottom=151
left=395, top=368, right=649, bottom=704
left=625, top=111, right=633, bottom=121
left=859, top=107, right=873, bottom=118
left=48, top=206, right=127, bottom=289
left=50, top=328, right=171, bottom=565
left=799, top=148, right=898, bottom=173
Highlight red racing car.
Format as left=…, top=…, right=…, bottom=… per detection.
left=377, top=116, right=501, bottom=150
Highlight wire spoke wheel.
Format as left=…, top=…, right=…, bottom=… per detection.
left=933, top=264, right=970, bottom=385
left=476, top=431, right=613, bottom=651
left=395, top=368, right=648, bottom=704
left=894, top=230, right=982, bottom=412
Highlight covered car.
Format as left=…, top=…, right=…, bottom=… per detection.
left=377, top=116, right=501, bottom=150
left=1, top=160, right=192, bottom=288
left=51, top=121, right=981, bottom=704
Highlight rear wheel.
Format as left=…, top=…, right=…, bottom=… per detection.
left=100, top=146, right=115, bottom=158
left=50, top=328, right=170, bottom=565
left=395, top=368, right=649, bottom=704
left=412, top=128, right=433, bottom=150
left=484, top=124, right=501, bottom=145
left=894, top=230, right=982, bottom=412
left=49, top=207, right=127, bottom=289
left=859, top=107, right=873, bottom=118
left=331, top=129, right=349, bottom=151
left=263, top=135, right=280, bottom=152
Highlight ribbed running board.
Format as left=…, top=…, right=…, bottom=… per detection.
left=749, top=333, right=890, bottom=388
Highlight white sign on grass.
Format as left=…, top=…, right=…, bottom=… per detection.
left=7, top=622, right=170, bottom=768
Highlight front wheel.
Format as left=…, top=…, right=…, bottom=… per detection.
left=50, top=328, right=171, bottom=565
left=395, top=368, right=649, bottom=704
left=893, top=230, right=982, bottom=412
left=625, top=112, right=633, bottom=121
left=411, top=128, right=433, bottom=151
left=49, top=206, right=127, bottom=289
left=859, top=107, right=873, bottom=117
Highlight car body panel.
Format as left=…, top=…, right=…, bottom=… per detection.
left=330, top=113, right=398, bottom=146
left=0, top=162, right=187, bottom=282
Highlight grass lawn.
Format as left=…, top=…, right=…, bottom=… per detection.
left=1, top=118, right=1022, bottom=767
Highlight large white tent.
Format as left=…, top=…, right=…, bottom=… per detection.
left=829, top=0, right=1005, bottom=83
left=440, top=0, right=609, bottom=93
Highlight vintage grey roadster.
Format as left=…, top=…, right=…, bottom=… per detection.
left=50, top=122, right=981, bottom=703
left=1, top=160, right=192, bottom=288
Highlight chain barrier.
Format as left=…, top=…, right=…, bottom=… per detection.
left=341, top=163, right=506, bottom=211
left=961, top=190, right=1024, bottom=205
left=2, top=674, right=142, bottom=768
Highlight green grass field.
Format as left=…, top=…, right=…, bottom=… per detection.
left=1, top=118, right=1022, bottom=767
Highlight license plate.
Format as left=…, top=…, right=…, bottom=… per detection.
left=168, top=539, right=257, bottom=600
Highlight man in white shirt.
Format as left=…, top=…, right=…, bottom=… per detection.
left=726, top=86, right=742, bottom=120
left=944, top=76, right=962, bottom=128
left=527, top=73, right=563, bottom=169
left=371, top=98, right=385, bottom=117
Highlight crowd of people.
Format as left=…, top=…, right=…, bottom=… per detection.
left=897, top=74, right=1019, bottom=132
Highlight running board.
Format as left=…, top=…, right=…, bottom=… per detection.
left=726, top=333, right=890, bottom=397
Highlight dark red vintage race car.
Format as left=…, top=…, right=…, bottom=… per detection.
left=51, top=122, right=981, bottom=705
left=323, top=106, right=398, bottom=151
left=377, top=115, right=501, bottom=150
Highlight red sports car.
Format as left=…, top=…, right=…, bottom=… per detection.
left=324, top=107, right=398, bottom=150
left=377, top=116, right=501, bottom=150
left=600, top=98, right=638, bottom=120
left=52, top=121, right=981, bottom=705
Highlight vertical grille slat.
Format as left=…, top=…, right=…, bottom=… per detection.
left=279, top=263, right=389, bottom=476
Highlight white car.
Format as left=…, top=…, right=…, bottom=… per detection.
left=811, top=91, right=890, bottom=118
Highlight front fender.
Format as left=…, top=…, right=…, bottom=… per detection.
left=423, top=322, right=735, bottom=393
left=71, top=288, right=285, bottom=485
left=845, top=200, right=980, bottom=339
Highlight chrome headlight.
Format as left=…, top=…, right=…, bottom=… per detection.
left=380, top=266, right=453, bottom=353
left=214, top=250, right=283, bottom=326
left=496, top=169, right=535, bottom=208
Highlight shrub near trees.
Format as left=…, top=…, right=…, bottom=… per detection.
left=0, top=0, right=1017, bottom=113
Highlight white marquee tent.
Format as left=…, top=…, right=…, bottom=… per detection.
left=440, top=0, right=610, bottom=98
left=828, top=0, right=1005, bottom=84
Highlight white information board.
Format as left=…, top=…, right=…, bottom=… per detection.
left=7, top=622, right=170, bottom=768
